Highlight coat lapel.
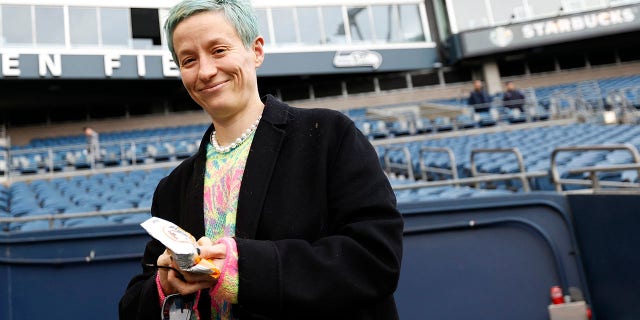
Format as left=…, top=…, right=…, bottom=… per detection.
left=236, top=96, right=289, bottom=239
left=183, top=124, right=213, bottom=238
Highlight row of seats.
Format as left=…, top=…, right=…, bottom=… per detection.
left=381, top=123, right=640, bottom=191
left=6, top=123, right=209, bottom=175
left=354, top=106, right=549, bottom=140
left=9, top=123, right=636, bottom=231
left=536, top=75, right=640, bottom=107
left=389, top=177, right=516, bottom=204
left=20, top=124, right=209, bottom=150
left=10, top=138, right=200, bottom=175
left=0, top=167, right=173, bottom=232
left=1, top=164, right=529, bottom=232
left=432, top=75, right=640, bottom=107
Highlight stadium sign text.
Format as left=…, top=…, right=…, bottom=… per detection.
left=0, top=53, right=180, bottom=79
left=456, top=3, right=640, bottom=58
left=0, top=47, right=437, bottom=78
left=522, top=8, right=635, bottom=39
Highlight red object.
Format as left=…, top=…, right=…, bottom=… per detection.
left=586, top=307, right=592, bottom=319
left=550, top=286, right=564, bottom=304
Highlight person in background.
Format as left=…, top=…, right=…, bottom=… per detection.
left=467, top=79, right=492, bottom=113
left=502, top=81, right=526, bottom=112
left=83, top=126, right=100, bottom=162
left=118, top=0, right=403, bottom=319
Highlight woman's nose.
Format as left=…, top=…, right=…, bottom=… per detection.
left=198, top=56, right=218, bottom=80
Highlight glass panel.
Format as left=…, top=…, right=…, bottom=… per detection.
left=371, top=5, right=394, bottom=43
left=255, top=9, right=270, bottom=45
left=561, top=0, right=604, bottom=12
left=583, top=0, right=606, bottom=9
left=272, top=8, right=297, bottom=45
left=610, top=0, right=639, bottom=5
left=450, top=0, right=490, bottom=32
left=322, top=6, right=346, bottom=44
left=100, top=7, right=130, bottom=47
left=562, top=0, right=583, bottom=12
left=347, top=6, right=373, bottom=43
left=69, top=7, right=98, bottom=46
left=489, top=0, right=525, bottom=25
left=35, top=6, right=65, bottom=45
left=399, top=4, right=426, bottom=42
left=1, top=5, right=32, bottom=45
left=528, top=0, right=562, bottom=18
left=372, top=4, right=426, bottom=43
left=296, top=7, right=322, bottom=46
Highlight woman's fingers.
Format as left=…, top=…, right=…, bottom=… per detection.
left=156, top=250, right=178, bottom=295
left=168, top=269, right=217, bottom=295
left=198, top=243, right=226, bottom=260
left=196, top=236, right=214, bottom=246
left=157, top=249, right=172, bottom=266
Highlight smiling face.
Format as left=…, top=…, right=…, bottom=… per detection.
left=172, top=11, right=264, bottom=121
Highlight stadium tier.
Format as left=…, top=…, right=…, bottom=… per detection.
left=7, top=123, right=208, bottom=175
left=2, top=120, right=640, bottom=233
left=382, top=123, right=640, bottom=176
left=0, top=168, right=171, bottom=232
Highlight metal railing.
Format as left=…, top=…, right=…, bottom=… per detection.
left=470, top=148, right=532, bottom=192
left=383, top=145, right=415, bottom=180
left=418, top=147, right=459, bottom=186
left=550, top=144, right=640, bottom=193
left=392, top=171, right=549, bottom=191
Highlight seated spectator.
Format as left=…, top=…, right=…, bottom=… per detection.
left=468, top=80, right=491, bottom=113
left=502, top=81, right=526, bottom=112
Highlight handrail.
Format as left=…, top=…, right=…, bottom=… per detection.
left=550, top=144, right=640, bottom=193
left=418, top=147, right=459, bottom=186
left=0, top=207, right=151, bottom=230
left=392, top=171, right=548, bottom=191
left=470, top=148, right=531, bottom=192
left=383, top=145, right=415, bottom=180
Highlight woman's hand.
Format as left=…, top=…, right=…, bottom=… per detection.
left=195, top=237, right=227, bottom=272
left=157, top=238, right=227, bottom=296
left=156, top=249, right=179, bottom=295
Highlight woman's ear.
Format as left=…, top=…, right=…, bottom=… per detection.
left=252, top=36, right=265, bottom=67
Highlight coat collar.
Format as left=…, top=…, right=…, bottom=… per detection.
left=236, top=95, right=289, bottom=239
left=187, top=95, right=290, bottom=239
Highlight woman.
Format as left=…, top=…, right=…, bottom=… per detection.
left=119, top=0, right=403, bottom=319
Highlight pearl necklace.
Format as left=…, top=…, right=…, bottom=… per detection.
left=210, top=115, right=262, bottom=153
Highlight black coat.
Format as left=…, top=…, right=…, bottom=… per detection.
left=468, top=90, right=492, bottom=112
left=119, top=95, right=403, bottom=319
left=502, top=89, right=526, bottom=111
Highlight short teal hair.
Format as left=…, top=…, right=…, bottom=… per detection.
left=164, top=0, right=259, bottom=65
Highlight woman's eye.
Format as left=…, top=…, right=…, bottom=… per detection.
left=181, top=58, right=195, bottom=66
